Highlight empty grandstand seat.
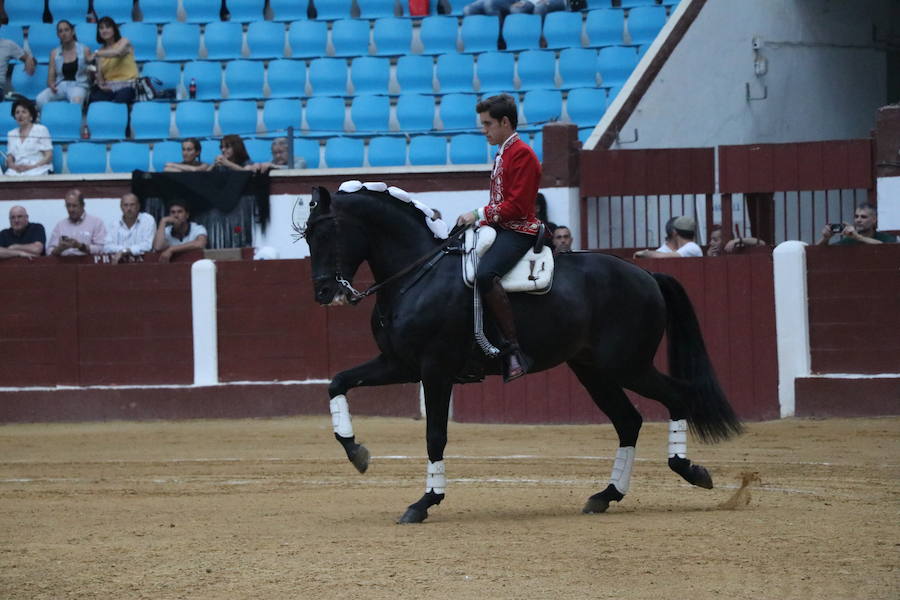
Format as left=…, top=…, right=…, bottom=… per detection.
left=4, top=0, right=44, bottom=25
left=93, top=0, right=133, bottom=22
left=358, top=0, right=397, bottom=18
left=184, top=0, right=221, bottom=23
left=314, top=0, right=353, bottom=20
left=585, top=8, right=625, bottom=47
left=11, top=64, right=48, bottom=99
left=542, top=11, right=583, bottom=50
left=200, top=139, right=218, bottom=163
left=325, top=137, right=363, bottom=167
left=130, top=101, right=172, bottom=139
left=217, top=99, right=258, bottom=136
left=449, top=134, right=486, bottom=164
left=620, top=0, right=658, bottom=8
left=161, top=23, right=201, bottom=60
left=86, top=101, right=128, bottom=140
left=122, top=22, right=159, bottom=62
left=109, top=142, right=151, bottom=172
left=226, top=0, right=267, bottom=22
left=266, top=59, right=307, bottom=98
left=558, top=48, right=598, bottom=89
left=48, top=0, right=86, bottom=24
left=151, top=140, right=182, bottom=171
left=566, top=87, right=607, bottom=126
left=65, top=142, right=108, bottom=173
left=39, top=101, right=82, bottom=142
left=203, top=21, right=243, bottom=59
left=438, top=92, right=476, bottom=131
left=294, top=137, right=320, bottom=168
left=436, top=53, right=474, bottom=93
left=305, top=96, right=346, bottom=135
left=141, top=61, right=182, bottom=92
left=25, top=24, right=57, bottom=64
left=396, top=93, right=435, bottom=132
left=530, top=129, right=542, bottom=161
left=182, top=60, right=223, bottom=100
left=243, top=138, right=271, bottom=162
left=224, top=60, right=265, bottom=99
left=522, top=89, right=561, bottom=128
left=140, top=0, right=180, bottom=23
left=2, top=25, right=25, bottom=50
left=331, top=19, right=371, bottom=57
left=350, top=56, right=390, bottom=95
left=309, top=58, right=349, bottom=96
left=516, top=50, right=557, bottom=91
left=460, top=15, right=499, bottom=53
left=627, top=5, right=667, bottom=46
left=246, top=21, right=285, bottom=59
left=367, top=135, right=406, bottom=166
left=475, top=52, right=514, bottom=94
left=596, top=45, right=638, bottom=90
left=501, top=13, right=540, bottom=52
left=419, top=16, right=458, bottom=55
left=287, top=20, right=328, bottom=58
left=270, top=0, right=309, bottom=21
left=578, top=127, right=592, bottom=144
left=396, top=55, right=434, bottom=94
left=444, top=0, right=467, bottom=15
left=52, top=144, right=64, bottom=172
left=175, top=100, right=216, bottom=137
left=0, top=102, right=15, bottom=133
left=409, top=135, right=446, bottom=166
left=373, top=17, right=411, bottom=56
left=350, top=94, right=390, bottom=133
left=262, top=98, right=302, bottom=134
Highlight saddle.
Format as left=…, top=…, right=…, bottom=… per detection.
left=462, top=225, right=554, bottom=294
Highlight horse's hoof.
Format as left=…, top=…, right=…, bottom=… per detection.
left=691, top=465, right=714, bottom=489
left=397, top=507, right=428, bottom=524
left=349, top=444, right=370, bottom=474
left=582, top=494, right=611, bottom=514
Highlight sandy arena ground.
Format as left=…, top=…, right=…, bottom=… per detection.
left=0, top=415, right=897, bottom=599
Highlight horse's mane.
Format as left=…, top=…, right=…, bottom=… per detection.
left=333, top=181, right=449, bottom=240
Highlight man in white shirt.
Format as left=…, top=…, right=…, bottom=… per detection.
left=104, top=193, right=156, bottom=263
left=152, top=200, right=208, bottom=263
left=634, top=216, right=703, bottom=259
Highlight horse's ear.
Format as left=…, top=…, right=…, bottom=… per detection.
left=311, top=186, right=331, bottom=213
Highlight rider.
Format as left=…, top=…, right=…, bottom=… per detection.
left=456, top=94, right=542, bottom=382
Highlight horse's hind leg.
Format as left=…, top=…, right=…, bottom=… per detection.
left=568, top=362, right=642, bottom=514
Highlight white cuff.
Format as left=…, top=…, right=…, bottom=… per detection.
left=668, top=419, right=687, bottom=458
left=329, top=395, right=354, bottom=438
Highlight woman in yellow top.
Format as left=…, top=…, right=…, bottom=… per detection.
left=90, top=16, right=138, bottom=103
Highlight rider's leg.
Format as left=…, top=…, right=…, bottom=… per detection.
left=481, top=278, right=528, bottom=381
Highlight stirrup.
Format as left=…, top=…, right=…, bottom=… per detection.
left=501, top=346, right=530, bottom=383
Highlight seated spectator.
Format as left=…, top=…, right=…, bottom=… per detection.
left=212, top=134, right=256, bottom=172
left=0, top=205, right=45, bottom=259
left=633, top=216, right=702, bottom=258
left=5, top=98, right=53, bottom=176
left=464, top=0, right=514, bottom=16
left=724, top=234, right=766, bottom=253
left=510, top=0, right=566, bottom=17
left=706, top=225, right=723, bottom=256
left=36, top=20, right=93, bottom=110
left=153, top=200, right=208, bottom=263
left=817, top=203, right=897, bottom=245
left=164, top=138, right=209, bottom=172
left=655, top=216, right=678, bottom=253
left=90, top=16, right=138, bottom=104
left=47, top=188, right=107, bottom=256
left=267, top=137, right=306, bottom=170
left=0, top=34, right=35, bottom=99
left=552, top=225, right=572, bottom=253
left=104, top=192, right=156, bottom=263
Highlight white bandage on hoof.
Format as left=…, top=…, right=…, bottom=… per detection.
left=610, top=446, right=635, bottom=494
left=426, top=460, right=446, bottom=494
left=668, top=419, right=688, bottom=458
left=329, top=395, right=354, bottom=438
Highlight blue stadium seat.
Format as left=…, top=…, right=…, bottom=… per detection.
left=4, top=0, right=44, bottom=25
left=596, top=45, right=638, bottom=90
left=436, top=53, right=474, bottom=93
left=530, top=130, right=542, bottom=161
left=161, top=23, right=201, bottom=60
left=287, top=20, right=328, bottom=58
left=65, top=142, right=108, bottom=173
left=331, top=19, right=370, bottom=57
left=140, top=0, right=180, bottom=24
left=325, top=137, right=363, bottom=167
left=461, top=15, right=499, bottom=53
left=225, top=60, right=265, bottom=99
left=314, top=0, right=353, bottom=20
left=203, top=22, right=243, bottom=60
left=217, top=100, right=258, bottom=136
left=620, top=0, right=658, bottom=7
left=11, top=64, right=48, bottom=99
left=578, top=127, right=592, bottom=144
left=93, top=0, right=133, bottom=22
left=183, top=61, right=223, bottom=100
left=559, top=48, right=598, bottom=89
left=294, top=137, right=320, bottom=168
left=122, top=23, right=159, bottom=62
left=0, top=102, right=15, bottom=133
left=439, top=93, right=476, bottom=130
left=449, top=134, right=487, bottom=164
left=246, top=21, right=285, bottom=59
left=566, top=87, right=607, bottom=126
left=409, top=135, right=446, bottom=165
left=141, top=61, right=182, bottom=92
left=39, top=101, right=82, bottom=142
left=367, top=135, right=406, bottom=166
left=522, top=89, right=561, bottom=128
left=585, top=8, right=625, bottom=47
left=86, top=101, right=128, bottom=140
left=357, top=0, right=397, bottom=18
left=2, top=25, right=25, bottom=51
left=109, top=142, right=151, bottom=172
left=542, top=11, right=582, bottom=50
left=48, top=0, right=87, bottom=24
left=130, top=101, right=172, bottom=139
left=184, top=0, right=221, bottom=23
left=350, top=94, right=390, bottom=133
left=627, top=5, right=666, bottom=46
left=25, top=24, right=57, bottom=64
left=501, top=13, right=540, bottom=52
left=517, top=50, right=556, bottom=91
left=200, top=138, right=219, bottom=164
left=243, top=137, right=271, bottom=162
left=262, top=98, right=302, bottom=134
left=396, top=94, right=435, bottom=132
left=444, top=0, right=467, bottom=15
left=308, top=58, right=348, bottom=95
left=305, top=96, right=346, bottom=135
left=266, top=59, right=307, bottom=98
left=396, top=55, right=434, bottom=94
left=373, top=18, right=411, bottom=56
left=270, top=0, right=310, bottom=21
left=419, top=16, right=458, bottom=55
left=350, top=56, right=390, bottom=95
left=226, top=0, right=267, bottom=22
left=475, top=52, right=514, bottom=94
left=176, top=101, right=216, bottom=137
left=52, top=144, right=64, bottom=173
left=152, top=140, right=182, bottom=171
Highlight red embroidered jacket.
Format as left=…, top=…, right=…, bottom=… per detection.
left=476, top=133, right=542, bottom=236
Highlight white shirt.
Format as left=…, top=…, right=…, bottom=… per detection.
left=164, top=221, right=208, bottom=247
left=6, top=123, right=52, bottom=176
left=675, top=241, right=703, bottom=257
left=655, top=243, right=674, bottom=253
left=105, top=212, right=157, bottom=254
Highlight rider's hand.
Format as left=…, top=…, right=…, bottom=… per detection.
left=456, top=211, right=478, bottom=227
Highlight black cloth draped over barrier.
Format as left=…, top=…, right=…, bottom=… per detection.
left=131, top=170, right=271, bottom=250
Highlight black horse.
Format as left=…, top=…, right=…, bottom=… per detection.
left=301, top=184, right=742, bottom=523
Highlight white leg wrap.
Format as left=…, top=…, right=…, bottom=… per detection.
left=426, top=460, right=446, bottom=494
left=329, top=395, right=354, bottom=438
left=668, top=419, right=688, bottom=458
left=610, top=446, right=635, bottom=494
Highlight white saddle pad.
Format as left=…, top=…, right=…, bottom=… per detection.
left=462, top=227, right=553, bottom=294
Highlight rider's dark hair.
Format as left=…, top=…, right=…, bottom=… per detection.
left=663, top=217, right=677, bottom=242
left=476, top=94, right=518, bottom=130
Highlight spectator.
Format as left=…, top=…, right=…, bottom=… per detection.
left=104, top=192, right=156, bottom=263
left=47, top=188, right=108, bottom=256
left=90, top=16, right=138, bottom=103
left=212, top=134, right=256, bottom=172
left=267, top=137, right=306, bottom=169
left=510, top=0, right=566, bottom=17
left=633, top=216, right=702, bottom=258
left=464, top=0, right=514, bottom=16
left=163, top=138, right=209, bottom=172
left=724, top=233, right=766, bottom=253
left=654, top=216, right=678, bottom=253
left=0, top=205, right=45, bottom=259
left=552, top=225, right=572, bottom=253
left=152, top=200, right=208, bottom=263
left=817, top=203, right=897, bottom=245
left=0, top=32, right=36, bottom=99
left=5, top=98, right=53, bottom=176
left=706, top=225, right=723, bottom=256
left=35, top=20, right=93, bottom=110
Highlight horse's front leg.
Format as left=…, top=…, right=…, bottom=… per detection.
left=329, top=354, right=415, bottom=473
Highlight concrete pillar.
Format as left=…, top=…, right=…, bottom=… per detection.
left=191, top=259, right=218, bottom=386
left=772, top=241, right=810, bottom=417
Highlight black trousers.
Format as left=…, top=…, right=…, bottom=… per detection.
left=475, top=227, right=535, bottom=291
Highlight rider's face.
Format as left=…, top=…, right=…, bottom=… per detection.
left=479, top=112, right=514, bottom=146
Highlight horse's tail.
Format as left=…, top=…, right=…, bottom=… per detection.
left=652, top=272, right=744, bottom=443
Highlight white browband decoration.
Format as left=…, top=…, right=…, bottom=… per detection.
left=338, top=180, right=449, bottom=239
left=610, top=446, right=635, bottom=494
left=329, top=395, right=354, bottom=438
left=668, top=419, right=688, bottom=458
left=426, top=460, right=446, bottom=494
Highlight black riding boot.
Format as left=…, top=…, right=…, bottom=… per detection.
left=482, top=277, right=529, bottom=382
